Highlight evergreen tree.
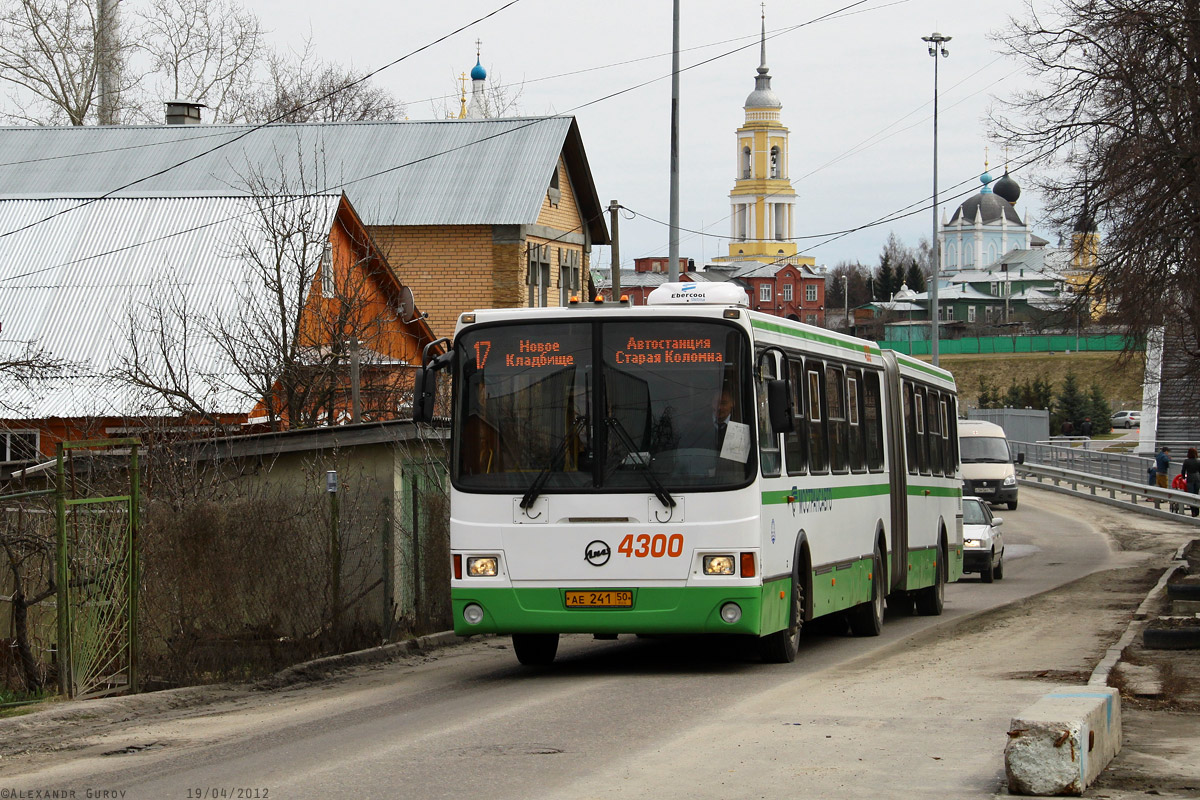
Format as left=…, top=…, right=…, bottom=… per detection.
left=1031, top=375, right=1054, bottom=410
left=977, top=375, right=999, bottom=409
left=1002, top=378, right=1024, bottom=408
left=904, top=260, right=926, bottom=293
left=876, top=255, right=896, bottom=300
left=1055, top=371, right=1090, bottom=429
left=1087, top=384, right=1113, bottom=434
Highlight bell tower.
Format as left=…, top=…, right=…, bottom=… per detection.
left=714, top=8, right=813, bottom=268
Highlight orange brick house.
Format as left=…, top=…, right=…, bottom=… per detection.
left=0, top=194, right=437, bottom=466
left=0, top=117, right=610, bottom=340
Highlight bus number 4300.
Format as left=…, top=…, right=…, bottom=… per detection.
left=617, top=533, right=684, bottom=558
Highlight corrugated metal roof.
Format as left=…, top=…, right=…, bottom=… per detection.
left=0, top=195, right=341, bottom=418
left=0, top=117, right=576, bottom=227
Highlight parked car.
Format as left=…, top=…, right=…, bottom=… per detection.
left=1110, top=410, right=1141, bottom=429
left=962, top=496, right=1005, bottom=583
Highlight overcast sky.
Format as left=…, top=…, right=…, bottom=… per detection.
left=249, top=0, right=1047, bottom=272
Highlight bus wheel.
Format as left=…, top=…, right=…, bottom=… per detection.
left=915, top=544, right=946, bottom=616
left=848, top=544, right=884, bottom=636
left=759, top=573, right=803, bottom=663
left=512, top=633, right=559, bottom=665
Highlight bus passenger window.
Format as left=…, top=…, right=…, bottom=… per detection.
left=847, top=370, right=865, bottom=472
left=947, top=396, right=960, bottom=470
left=757, top=353, right=782, bottom=478
left=903, top=383, right=917, bottom=475
left=864, top=371, right=884, bottom=471
left=927, top=390, right=943, bottom=476
left=808, top=365, right=828, bottom=473
left=914, top=387, right=929, bottom=474
left=826, top=365, right=848, bottom=473
left=941, top=397, right=953, bottom=473
left=785, top=359, right=807, bottom=475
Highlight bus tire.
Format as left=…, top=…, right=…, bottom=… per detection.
left=512, top=633, right=559, bottom=665
left=915, top=540, right=946, bottom=616
left=759, top=571, right=803, bottom=663
left=848, top=544, right=884, bottom=637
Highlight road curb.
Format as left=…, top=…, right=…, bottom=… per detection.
left=0, top=629, right=471, bottom=733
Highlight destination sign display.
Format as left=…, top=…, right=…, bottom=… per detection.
left=464, top=326, right=590, bottom=374
left=609, top=336, right=724, bottom=366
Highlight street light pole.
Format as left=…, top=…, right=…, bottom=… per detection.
left=842, top=274, right=849, bottom=332
left=922, top=31, right=950, bottom=366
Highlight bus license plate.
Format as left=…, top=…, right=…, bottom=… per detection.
left=974, top=486, right=994, bottom=494
left=565, top=590, right=633, bottom=608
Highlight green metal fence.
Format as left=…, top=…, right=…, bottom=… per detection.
left=877, top=334, right=1139, bottom=356
left=55, top=439, right=140, bottom=699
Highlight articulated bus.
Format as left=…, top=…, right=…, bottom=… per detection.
left=415, top=282, right=963, bottom=665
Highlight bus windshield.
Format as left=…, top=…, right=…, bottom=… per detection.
left=452, top=319, right=754, bottom=493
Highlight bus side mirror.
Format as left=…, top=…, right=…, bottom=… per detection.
left=413, top=338, right=452, bottom=424
left=767, top=379, right=794, bottom=434
left=413, top=367, right=436, bottom=423
left=1016, top=452, right=1025, bottom=465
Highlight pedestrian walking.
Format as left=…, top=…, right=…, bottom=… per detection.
left=1156, top=446, right=1172, bottom=489
left=1061, top=418, right=1075, bottom=437
left=1183, top=447, right=1200, bottom=517
left=1080, top=417, right=1093, bottom=437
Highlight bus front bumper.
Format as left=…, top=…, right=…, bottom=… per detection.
left=451, top=583, right=785, bottom=637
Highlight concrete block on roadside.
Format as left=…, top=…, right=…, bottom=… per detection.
left=1004, top=687, right=1121, bottom=796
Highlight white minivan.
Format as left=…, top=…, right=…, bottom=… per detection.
left=957, top=419, right=1023, bottom=510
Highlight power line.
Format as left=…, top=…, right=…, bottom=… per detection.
left=0, top=0, right=527, bottom=243
left=0, top=0, right=890, bottom=281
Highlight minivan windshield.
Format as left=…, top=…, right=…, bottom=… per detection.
left=960, top=436, right=1011, bottom=463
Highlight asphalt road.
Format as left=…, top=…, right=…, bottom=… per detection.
left=3, top=487, right=1143, bottom=800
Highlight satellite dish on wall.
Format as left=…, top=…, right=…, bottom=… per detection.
left=398, top=286, right=416, bottom=323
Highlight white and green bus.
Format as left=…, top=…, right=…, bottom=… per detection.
left=414, top=282, right=963, bottom=665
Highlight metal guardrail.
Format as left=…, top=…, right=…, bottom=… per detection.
left=1012, top=440, right=1153, bottom=484
left=1018, top=462, right=1200, bottom=522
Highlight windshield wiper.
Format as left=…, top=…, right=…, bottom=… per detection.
left=605, top=416, right=676, bottom=509
left=520, top=416, right=586, bottom=510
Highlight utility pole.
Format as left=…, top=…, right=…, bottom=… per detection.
left=923, top=31, right=950, bottom=366
left=609, top=200, right=621, bottom=300
left=97, top=0, right=119, bottom=125
left=349, top=337, right=361, bottom=423
left=667, top=0, right=681, bottom=281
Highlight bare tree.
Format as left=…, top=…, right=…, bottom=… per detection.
left=0, top=0, right=400, bottom=126
left=431, top=68, right=523, bottom=119
left=994, top=0, right=1200, bottom=369
left=0, top=0, right=131, bottom=124
left=133, top=0, right=263, bottom=124
left=1, top=506, right=55, bottom=692
left=115, top=146, right=420, bottom=430
left=252, top=37, right=403, bottom=123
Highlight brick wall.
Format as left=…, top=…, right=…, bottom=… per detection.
left=366, top=158, right=591, bottom=338
left=370, top=224, right=496, bottom=338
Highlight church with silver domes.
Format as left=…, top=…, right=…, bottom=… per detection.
left=939, top=166, right=1049, bottom=274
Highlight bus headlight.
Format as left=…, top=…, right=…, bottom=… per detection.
left=720, top=603, right=742, bottom=624
left=467, top=557, right=498, bottom=577
left=463, top=603, right=485, bottom=625
left=1003, top=474, right=1017, bottom=486
left=704, top=555, right=736, bottom=575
